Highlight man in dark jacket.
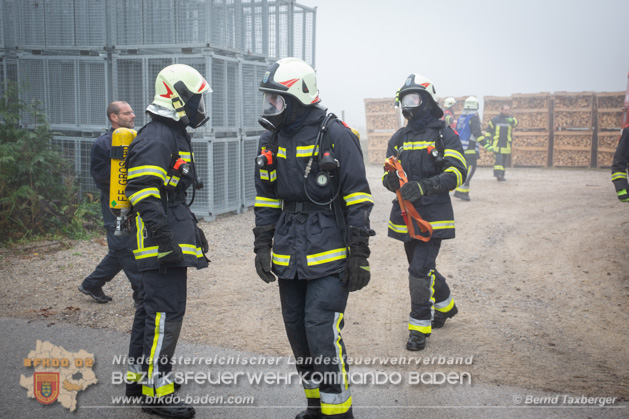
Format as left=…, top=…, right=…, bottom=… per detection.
left=124, top=64, right=211, bottom=419
left=485, top=105, right=518, bottom=181
left=382, top=74, right=466, bottom=352
left=78, top=101, right=141, bottom=304
left=253, top=57, right=374, bottom=419
left=611, top=127, right=629, bottom=202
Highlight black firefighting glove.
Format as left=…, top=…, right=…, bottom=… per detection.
left=343, top=226, right=376, bottom=292
left=382, top=171, right=401, bottom=192
left=400, top=177, right=443, bottom=201
left=197, top=226, right=209, bottom=254
left=151, top=219, right=183, bottom=264
left=253, top=225, right=276, bottom=283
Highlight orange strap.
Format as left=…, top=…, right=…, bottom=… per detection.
left=385, top=157, right=433, bottom=242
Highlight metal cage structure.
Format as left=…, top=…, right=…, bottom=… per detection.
left=1, top=0, right=316, bottom=220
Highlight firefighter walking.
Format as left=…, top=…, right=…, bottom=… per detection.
left=612, top=126, right=629, bottom=202
left=124, top=64, right=211, bottom=419
left=485, top=105, right=518, bottom=181
left=382, top=74, right=466, bottom=351
left=253, top=57, right=374, bottom=419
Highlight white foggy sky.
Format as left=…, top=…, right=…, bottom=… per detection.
left=297, top=0, right=629, bottom=133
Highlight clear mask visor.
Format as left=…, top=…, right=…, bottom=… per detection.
left=401, top=92, right=422, bottom=108
left=262, top=93, right=286, bottom=116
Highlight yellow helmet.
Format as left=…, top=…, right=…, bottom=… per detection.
left=151, top=64, right=212, bottom=128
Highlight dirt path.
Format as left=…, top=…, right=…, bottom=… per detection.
left=1, top=165, right=627, bottom=400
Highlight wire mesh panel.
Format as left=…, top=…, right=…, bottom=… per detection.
left=78, top=137, right=99, bottom=197
left=79, top=59, right=109, bottom=128
left=0, top=55, right=4, bottom=99
left=17, top=58, right=46, bottom=126
left=1, top=0, right=19, bottom=48
left=243, top=1, right=265, bottom=56
left=19, top=0, right=46, bottom=47
left=241, top=62, right=265, bottom=130
left=268, top=1, right=290, bottom=60
left=175, top=0, right=209, bottom=46
left=242, top=136, right=259, bottom=207
left=113, top=57, right=145, bottom=126
left=211, top=57, right=227, bottom=129
left=109, top=0, right=143, bottom=47
left=48, top=59, right=77, bottom=126
left=189, top=138, right=211, bottom=219
left=211, top=0, right=238, bottom=51
left=75, top=0, right=107, bottom=49
left=43, top=0, right=75, bottom=48
left=144, top=0, right=176, bottom=46
left=210, top=137, right=242, bottom=216
left=293, top=4, right=315, bottom=65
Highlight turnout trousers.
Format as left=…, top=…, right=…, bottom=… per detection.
left=279, top=275, right=354, bottom=419
left=455, top=154, right=477, bottom=197
left=404, top=239, right=456, bottom=335
left=82, top=247, right=141, bottom=302
left=493, top=153, right=510, bottom=179
left=127, top=267, right=187, bottom=397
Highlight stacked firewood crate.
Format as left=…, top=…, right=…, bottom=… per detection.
left=479, top=96, right=512, bottom=166
left=364, top=98, right=401, bottom=165
left=511, top=93, right=552, bottom=167
left=552, top=92, right=595, bottom=167
left=595, top=92, right=625, bottom=167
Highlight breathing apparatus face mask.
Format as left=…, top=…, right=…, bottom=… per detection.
left=401, top=92, right=422, bottom=120
left=184, top=94, right=209, bottom=128
left=258, top=93, right=287, bottom=132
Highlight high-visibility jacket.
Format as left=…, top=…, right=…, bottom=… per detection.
left=486, top=114, right=518, bottom=154
left=254, top=106, right=374, bottom=280
left=443, top=108, right=457, bottom=130
left=611, top=127, right=629, bottom=197
left=125, top=118, right=208, bottom=271
left=456, top=111, right=485, bottom=157
left=386, top=120, right=467, bottom=242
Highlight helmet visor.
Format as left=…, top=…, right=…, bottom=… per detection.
left=401, top=92, right=422, bottom=108
left=262, top=93, right=286, bottom=116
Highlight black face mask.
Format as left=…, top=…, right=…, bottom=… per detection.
left=184, top=94, right=209, bottom=128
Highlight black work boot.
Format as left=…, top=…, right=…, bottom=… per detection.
left=142, top=394, right=195, bottom=418
left=296, top=408, right=322, bottom=419
left=406, top=331, right=427, bottom=351
left=432, top=304, right=458, bottom=329
left=454, top=190, right=471, bottom=201
left=78, top=284, right=112, bottom=303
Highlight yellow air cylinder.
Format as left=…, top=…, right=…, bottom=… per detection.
left=109, top=128, right=137, bottom=212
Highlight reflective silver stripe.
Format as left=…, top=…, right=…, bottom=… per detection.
left=255, top=196, right=282, bottom=208
left=434, top=293, right=453, bottom=310
left=612, top=172, right=627, bottom=181
left=148, top=312, right=166, bottom=387
left=277, top=147, right=287, bottom=159
left=128, top=188, right=161, bottom=205
left=430, top=220, right=454, bottom=230
left=388, top=220, right=407, bottom=234
left=343, top=192, right=373, bottom=206
left=409, top=318, right=431, bottom=328
left=134, top=246, right=158, bottom=259
left=306, top=248, right=347, bottom=266
left=445, top=166, right=463, bottom=187
left=296, top=145, right=320, bottom=157
left=272, top=253, right=290, bottom=266
left=302, top=378, right=319, bottom=390
left=128, top=166, right=167, bottom=181
left=320, top=387, right=352, bottom=405
left=179, top=151, right=191, bottom=162
left=402, top=141, right=432, bottom=150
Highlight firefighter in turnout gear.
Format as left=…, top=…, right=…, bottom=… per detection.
left=442, top=97, right=457, bottom=130
left=382, top=74, right=466, bottom=351
left=485, top=105, right=518, bottom=181
left=124, top=64, right=211, bottom=419
left=454, top=96, right=487, bottom=201
left=253, top=57, right=374, bottom=419
left=611, top=127, right=629, bottom=202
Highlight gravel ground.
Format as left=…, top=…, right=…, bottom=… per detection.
left=1, top=164, right=628, bottom=401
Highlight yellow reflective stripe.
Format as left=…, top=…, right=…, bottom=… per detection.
left=272, top=252, right=290, bottom=266
left=128, top=165, right=167, bottom=181
left=147, top=312, right=164, bottom=395
left=402, top=140, right=432, bottom=150
left=321, top=397, right=352, bottom=416
left=430, top=220, right=455, bottom=230
left=165, top=175, right=180, bottom=188
left=306, top=248, right=347, bottom=266
left=409, top=317, right=431, bottom=334
left=494, top=165, right=505, bottom=170
left=136, top=216, right=145, bottom=250
left=296, top=145, right=320, bottom=157
left=255, top=196, right=282, bottom=208
left=270, top=170, right=277, bottom=182
left=343, top=192, right=373, bottom=206
left=445, top=166, right=464, bottom=187
left=445, top=149, right=466, bottom=167
left=435, top=295, right=455, bottom=312
left=128, top=187, right=161, bottom=206
left=305, top=388, right=320, bottom=399
left=178, top=151, right=191, bottom=162
left=180, top=244, right=197, bottom=256
left=133, top=246, right=158, bottom=259
left=156, top=382, right=175, bottom=397
left=388, top=220, right=408, bottom=234
left=277, top=147, right=287, bottom=159
left=143, top=385, right=154, bottom=397
left=612, top=172, right=627, bottom=181
left=335, top=313, right=349, bottom=390
left=260, top=169, right=269, bottom=180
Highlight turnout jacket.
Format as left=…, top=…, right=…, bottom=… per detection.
left=125, top=119, right=208, bottom=271
left=254, top=106, right=374, bottom=280
left=486, top=114, right=518, bottom=154
left=386, top=120, right=466, bottom=242
left=611, top=127, right=629, bottom=196
left=443, top=108, right=457, bottom=130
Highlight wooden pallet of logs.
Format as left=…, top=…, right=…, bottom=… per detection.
left=511, top=131, right=549, bottom=167
left=596, top=91, right=625, bottom=110
left=597, top=109, right=623, bottom=131
left=483, top=96, right=512, bottom=113
left=367, top=133, right=393, bottom=165
left=366, top=113, right=400, bottom=132
left=512, top=92, right=551, bottom=110
left=596, top=130, right=622, bottom=167
left=364, top=98, right=396, bottom=114
left=482, top=111, right=498, bottom=128
left=553, top=91, right=594, bottom=109
left=512, top=109, right=550, bottom=131
left=553, top=110, right=594, bottom=130
left=477, top=147, right=495, bottom=167
left=552, top=131, right=593, bottom=167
